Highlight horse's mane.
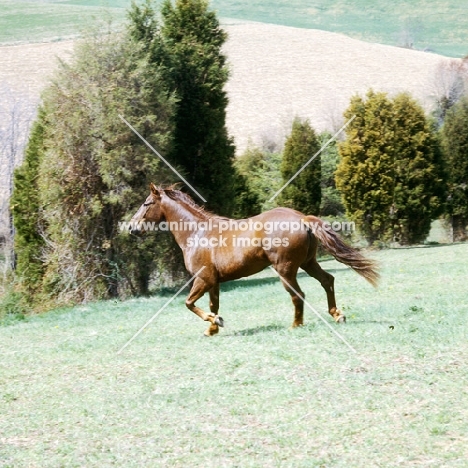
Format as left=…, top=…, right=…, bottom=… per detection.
left=159, top=185, right=225, bottom=221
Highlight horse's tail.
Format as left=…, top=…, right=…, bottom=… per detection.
left=302, top=216, right=380, bottom=287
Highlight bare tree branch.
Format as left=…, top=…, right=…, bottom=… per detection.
left=0, top=84, right=37, bottom=270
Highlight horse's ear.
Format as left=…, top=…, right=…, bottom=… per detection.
left=149, top=183, right=159, bottom=196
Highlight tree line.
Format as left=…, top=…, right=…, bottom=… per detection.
left=237, top=86, right=468, bottom=245
left=6, top=0, right=468, bottom=314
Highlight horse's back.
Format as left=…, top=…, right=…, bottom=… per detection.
left=252, top=206, right=305, bottom=222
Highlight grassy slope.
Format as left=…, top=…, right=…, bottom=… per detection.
left=1, top=0, right=467, bottom=57
left=1, top=244, right=468, bottom=466
left=0, top=1, right=127, bottom=43
left=215, top=0, right=468, bottom=58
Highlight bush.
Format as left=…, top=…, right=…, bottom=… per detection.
left=0, top=284, right=29, bottom=320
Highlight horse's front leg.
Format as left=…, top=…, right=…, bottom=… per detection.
left=185, top=278, right=224, bottom=336
left=206, top=283, right=222, bottom=336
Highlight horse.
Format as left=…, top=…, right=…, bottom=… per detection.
left=129, top=184, right=379, bottom=336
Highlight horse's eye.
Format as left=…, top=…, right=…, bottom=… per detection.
left=143, top=202, right=154, bottom=207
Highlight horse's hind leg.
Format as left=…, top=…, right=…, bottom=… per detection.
left=301, top=260, right=346, bottom=323
left=185, top=277, right=224, bottom=336
left=274, top=264, right=305, bottom=328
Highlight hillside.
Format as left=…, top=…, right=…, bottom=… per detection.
left=1, top=1, right=467, bottom=57
left=0, top=21, right=457, bottom=153
left=0, top=21, right=458, bottom=238
left=223, top=21, right=455, bottom=152
left=215, top=0, right=468, bottom=58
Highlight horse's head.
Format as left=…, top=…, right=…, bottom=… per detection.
left=129, top=183, right=164, bottom=234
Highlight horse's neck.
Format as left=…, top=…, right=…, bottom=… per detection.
left=161, top=197, right=205, bottom=247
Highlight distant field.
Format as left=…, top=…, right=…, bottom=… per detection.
left=0, top=0, right=127, bottom=44
left=1, top=244, right=468, bottom=466
left=1, top=0, right=468, bottom=57
left=214, top=0, right=468, bottom=58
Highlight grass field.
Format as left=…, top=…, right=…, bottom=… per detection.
left=1, top=244, right=468, bottom=466
left=214, top=0, right=468, bottom=58
left=1, top=0, right=467, bottom=57
left=0, top=0, right=127, bottom=44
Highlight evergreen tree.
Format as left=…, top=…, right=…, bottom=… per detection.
left=336, top=90, right=446, bottom=244
left=234, top=145, right=282, bottom=212
left=391, top=93, right=446, bottom=244
left=127, top=0, right=189, bottom=288
left=10, top=107, right=47, bottom=297
left=319, top=133, right=345, bottom=216
left=279, top=118, right=321, bottom=215
left=442, top=96, right=468, bottom=241
left=127, top=0, right=159, bottom=49
left=232, top=170, right=262, bottom=218
left=159, top=0, right=237, bottom=215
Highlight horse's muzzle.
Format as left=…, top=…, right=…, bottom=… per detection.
left=129, top=225, right=142, bottom=236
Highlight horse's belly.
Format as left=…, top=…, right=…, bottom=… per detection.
left=216, top=246, right=270, bottom=282
left=218, top=262, right=270, bottom=282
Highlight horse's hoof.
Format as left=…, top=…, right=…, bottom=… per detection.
left=291, top=322, right=304, bottom=328
left=336, top=315, right=346, bottom=323
left=204, top=325, right=219, bottom=337
left=215, top=316, right=224, bottom=327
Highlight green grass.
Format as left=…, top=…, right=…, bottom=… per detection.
left=1, top=0, right=467, bottom=56
left=1, top=244, right=468, bottom=466
left=216, top=0, right=468, bottom=58
left=0, top=0, right=127, bottom=43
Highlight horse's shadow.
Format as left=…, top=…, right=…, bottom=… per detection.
left=230, top=319, right=395, bottom=337
left=231, top=324, right=285, bottom=336
left=221, top=275, right=278, bottom=292
left=220, top=268, right=344, bottom=293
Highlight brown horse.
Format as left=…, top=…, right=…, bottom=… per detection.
left=129, top=184, right=379, bottom=336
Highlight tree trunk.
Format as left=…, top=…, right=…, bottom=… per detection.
left=452, top=215, right=468, bottom=242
